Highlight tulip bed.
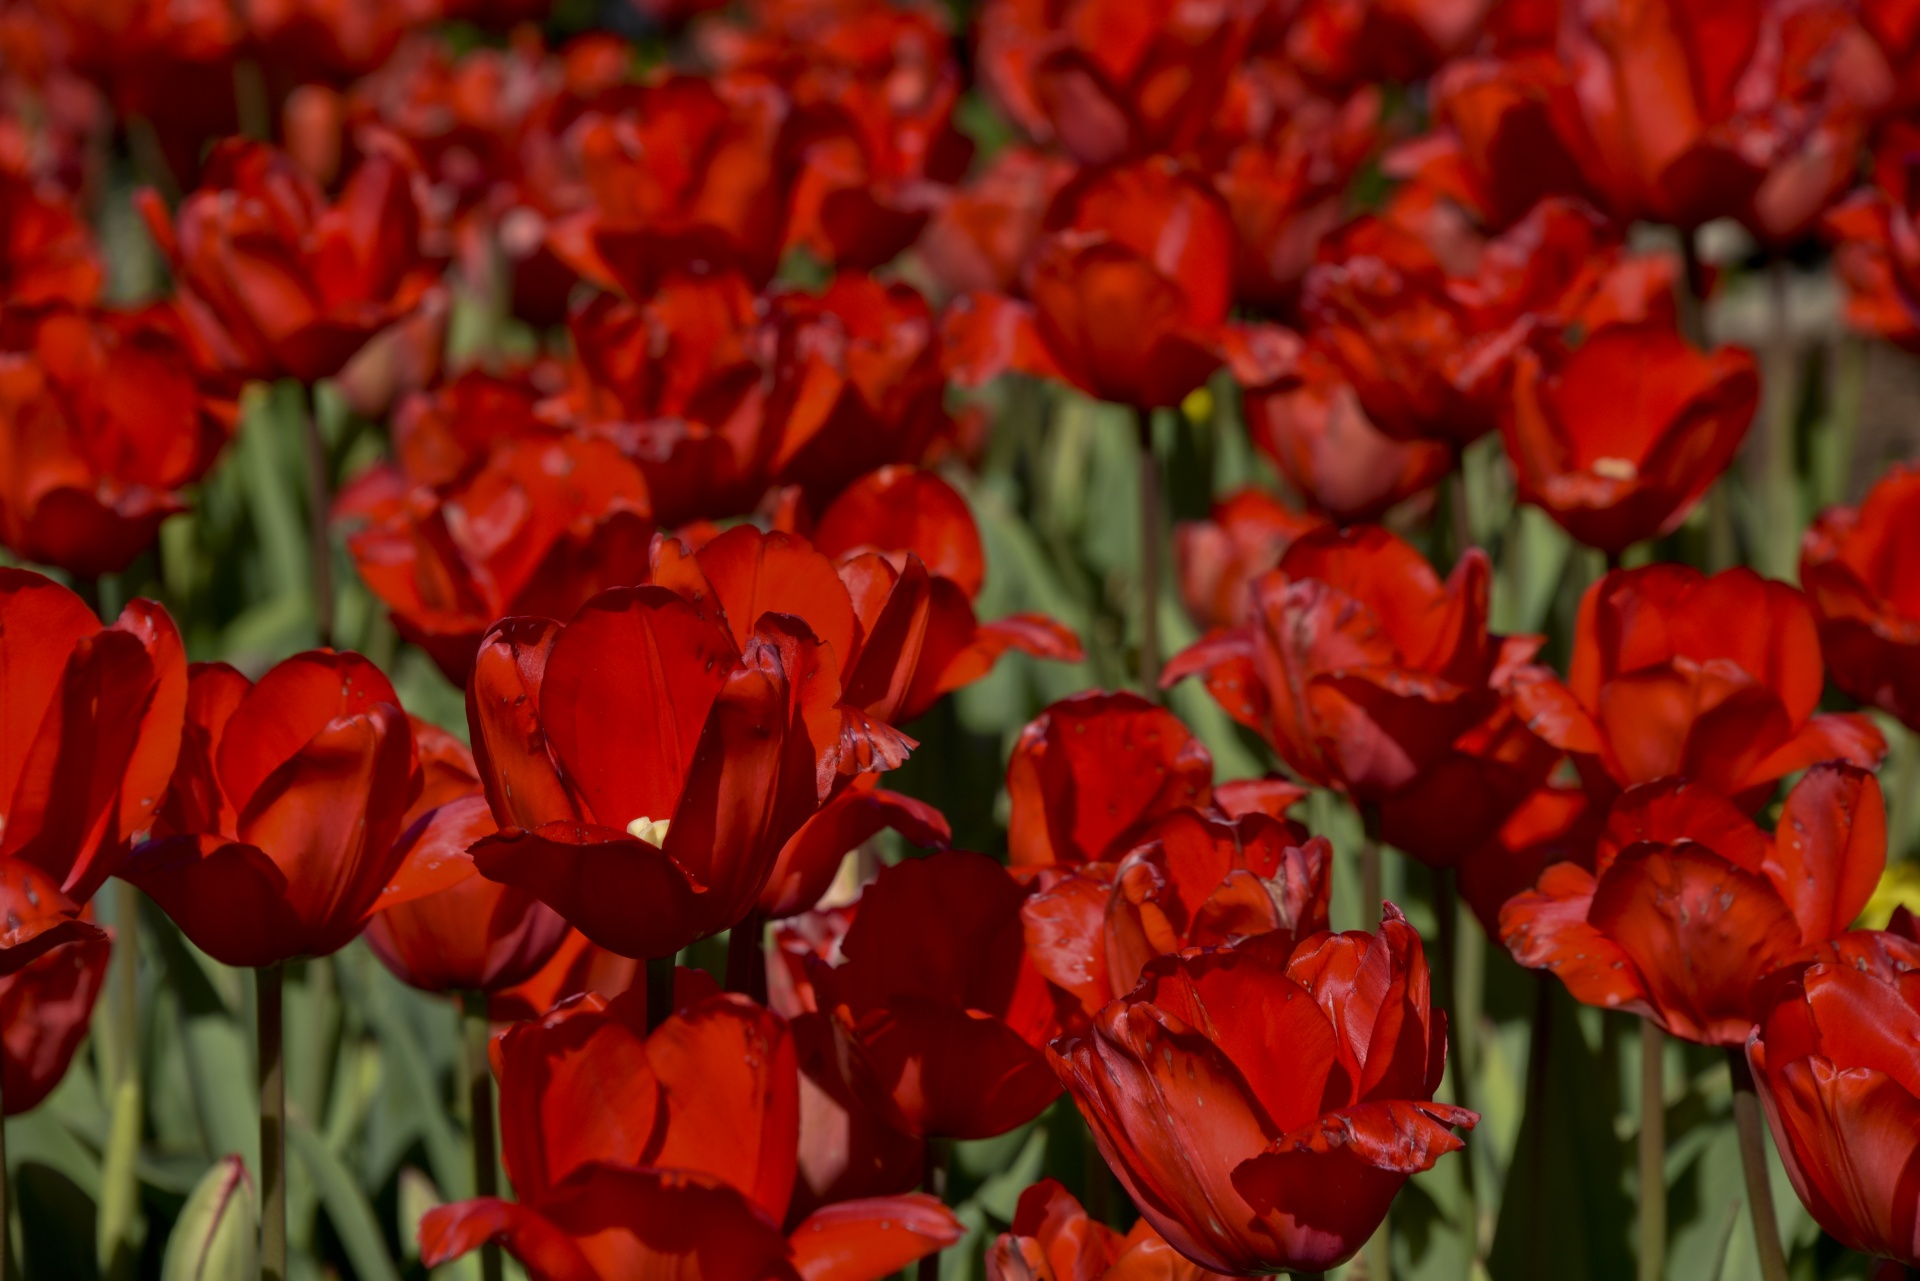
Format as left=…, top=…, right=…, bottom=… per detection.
left=4, top=1, right=1920, bottom=1279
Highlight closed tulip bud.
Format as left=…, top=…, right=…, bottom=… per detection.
left=161, top=1155, right=257, bottom=1281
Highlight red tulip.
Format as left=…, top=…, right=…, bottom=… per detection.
left=1828, top=121, right=1920, bottom=353
left=1283, top=0, right=1493, bottom=90
left=365, top=726, right=568, bottom=995
left=463, top=588, right=913, bottom=960
left=137, top=138, right=439, bottom=382
left=0, top=569, right=187, bottom=908
left=1801, top=462, right=1920, bottom=730
left=945, top=159, right=1297, bottom=409
left=1503, top=763, right=1885, bottom=1045
left=0, top=173, right=101, bottom=307
left=122, top=650, right=427, bottom=969
left=1175, top=488, right=1328, bottom=631
left=808, top=850, right=1062, bottom=1140
left=1747, top=927, right=1920, bottom=1265
left=986, top=1179, right=1233, bottom=1281
left=1165, top=525, right=1500, bottom=803
left=918, top=147, right=1075, bottom=297
left=0, top=303, right=237, bottom=576
left=488, top=928, right=641, bottom=1023
left=1024, top=809, right=1332, bottom=1017
left=1511, top=565, right=1885, bottom=803
left=1052, top=907, right=1476, bottom=1274
left=0, top=926, right=109, bottom=1114
left=1243, top=350, right=1453, bottom=524
left=421, top=989, right=963, bottom=1280
left=241, top=0, right=440, bottom=83
left=1006, top=690, right=1303, bottom=873
left=1456, top=783, right=1599, bottom=938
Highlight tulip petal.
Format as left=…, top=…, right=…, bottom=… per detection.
left=692, top=527, right=858, bottom=675
left=215, top=651, right=400, bottom=813
left=472, top=823, right=707, bottom=961
left=420, top=1197, right=601, bottom=1281
left=118, top=835, right=307, bottom=969
left=788, top=1195, right=964, bottom=1281
left=467, top=618, right=578, bottom=832
left=1771, top=764, right=1886, bottom=944
left=1500, top=862, right=1651, bottom=1018
left=0, top=569, right=100, bottom=832
left=1761, top=1058, right=1920, bottom=1265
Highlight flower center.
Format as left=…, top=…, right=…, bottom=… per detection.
left=626, top=816, right=671, bottom=847
left=1591, top=456, right=1639, bottom=481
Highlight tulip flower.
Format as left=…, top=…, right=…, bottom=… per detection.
left=241, top=0, right=439, bottom=83
left=1174, top=489, right=1327, bottom=631
left=808, top=850, right=1062, bottom=1140
left=0, top=173, right=101, bottom=307
left=1006, top=690, right=1302, bottom=872
left=137, top=138, right=439, bottom=382
left=1052, top=906, right=1477, bottom=1274
left=986, top=1178, right=1233, bottom=1281
left=918, top=146, right=1074, bottom=297
left=1828, top=120, right=1920, bottom=352
left=1801, top=463, right=1920, bottom=729
left=1243, top=350, right=1453, bottom=524
left=464, top=588, right=914, bottom=960
left=0, top=926, right=109, bottom=1114
left=1284, top=0, right=1492, bottom=90
left=421, top=989, right=963, bottom=1279
left=1024, top=809, right=1332, bottom=1016
left=1503, top=764, right=1886, bottom=1045
left=365, top=727, right=568, bottom=995
left=121, top=650, right=426, bottom=968
left=1746, top=927, right=1920, bottom=1265
left=1165, top=525, right=1500, bottom=803
left=1456, top=783, right=1598, bottom=937
left=0, top=303, right=237, bottom=577
left=1511, top=565, right=1885, bottom=804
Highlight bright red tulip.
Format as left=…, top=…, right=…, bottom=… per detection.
left=137, top=138, right=439, bottom=382
left=1503, top=763, right=1885, bottom=1045
left=1174, top=488, right=1327, bottom=631
left=463, top=589, right=913, bottom=960
left=421, top=989, right=963, bottom=1280
left=122, top=650, right=427, bottom=968
left=1801, top=462, right=1920, bottom=729
left=0, top=926, right=109, bottom=1114
left=1006, top=690, right=1303, bottom=873
left=365, top=726, right=568, bottom=995
left=1511, top=565, right=1885, bottom=804
left=945, top=159, right=1298, bottom=409
left=1024, top=809, right=1332, bottom=1016
left=0, top=570, right=186, bottom=908
left=986, top=1179, right=1233, bottom=1281
left=1052, top=907, right=1476, bottom=1274
left=0, top=173, right=101, bottom=307
left=808, top=850, right=1062, bottom=1140
left=1165, top=525, right=1500, bottom=803
left=1747, top=926, right=1920, bottom=1265
left=1828, top=121, right=1920, bottom=353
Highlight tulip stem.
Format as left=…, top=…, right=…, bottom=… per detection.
left=1677, top=229, right=1708, bottom=351
left=1728, top=1047, right=1789, bottom=1281
left=645, top=955, right=675, bottom=1033
left=919, top=1142, right=949, bottom=1281
left=1523, top=974, right=1553, bottom=1276
left=725, top=910, right=768, bottom=1004
left=1446, top=466, right=1472, bottom=563
left=1359, top=813, right=1382, bottom=922
left=1, top=1063, right=9, bottom=1281
left=1135, top=406, right=1162, bottom=700
left=256, top=965, right=286, bottom=1281
left=1638, top=1018, right=1666, bottom=1281
left=295, top=383, right=335, bottom=649
left=460, top=993, right=503, bottom=1281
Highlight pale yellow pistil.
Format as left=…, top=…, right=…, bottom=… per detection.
left=626, top=817, right=671, bottom=847
left=1591, top=456, right=1639, bottom=481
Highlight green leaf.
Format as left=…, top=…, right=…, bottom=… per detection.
left=288, top=1117, right=403, bottom=1281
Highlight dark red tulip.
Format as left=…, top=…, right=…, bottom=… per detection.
left=1503, top=764, right=1885, bottom=1045
left=1828, top=121, right=1920, bottom=353
left=1052, top=907, right=1476, bottom=1274
left=975, top=0, right=1263, bottom=167
left=1456, top=782, right=1600, bottom=938
left=1006, top=690, right=1302, bottom=872
left=487, top=927, right=641, bottom=1023
left=0, top=303, right=237, bottom=577
left=1304, top=197, right=1678, bottom=450
left=0, top=173, right=101, bottom=307
left=917, top=146, right=1075, bottom=297
left=1024, top=809, right=1331, bottom=1016
left=1283, top=0, right=1493, bottom=90
left=464, top=589, right=913, bottom=960
left=122, top=650, right=426, bottom=969
left=0, top=926, right=109, bottom=1114
left=0, top=570, right=187, bottom=909
left=421, top=989, right=963, bottom=1279
left=1174, top=488, right=1327, bottom=631
left=241, top=0, right=440, bottom=83
left=1511, top=565, right=1885, bottom=803
left=809, top=850, right=1062, bottom=1140
left=1801, top=462, right=1920, bottom=729
left=137, top=138, right=439, bottom=382
left=986, top=1179, right=1234, bottom=1281
left=1747, top=927, right=1920, bottom=1265
left=365, top=727, right=569, bottom=995
left=945, top=159, right=1298, bottom=409
left=1165, top=525, right=1500, bottom=804
left=1243, top=350, right=1453, bottom=524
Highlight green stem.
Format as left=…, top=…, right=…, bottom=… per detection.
left=725, top=910, right=767, bottom=1004
left=645, top=955, right=675, bottom=1033
left=1523, top=974, right=1554, bottom=1276
left=1, top=1063, right=8, bottom=1281
left=1756, top=259, right=1801, bottom=581
left=1639, top=1019, right=1667, bottom=1281
left=1135, top=406, right=1162, bottom=701
left=918, top=1142, right=949, bottom=1281
left=1728, top=1048, right=1789, bottom=1281
left=296, top=384, right=335, bottom=649
left=257, top=966, right=286, bottom=1281
left=461, top=993, right=502, bottom=1281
